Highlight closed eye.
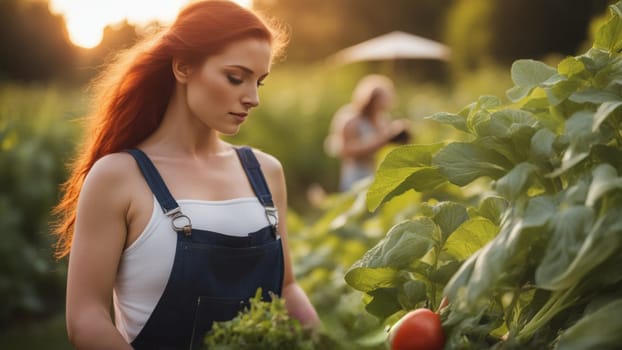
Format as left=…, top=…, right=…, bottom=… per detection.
left=227, top=75, right=243, bottom=85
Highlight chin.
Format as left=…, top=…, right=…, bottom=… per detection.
left=218, top=126, right=242, bottom=136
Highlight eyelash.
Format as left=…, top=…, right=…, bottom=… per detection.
left=227, top=75, right=243, bottom=85
left=227, top=75, right=265, bottom=87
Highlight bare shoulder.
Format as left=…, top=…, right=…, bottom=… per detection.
left=246, top=148, right=287, bottom=209
left=85, top=152, right=138, bottom=185
left=80, top=152, right=143, bottom=205
left=250, top=148, right=284, bottom=178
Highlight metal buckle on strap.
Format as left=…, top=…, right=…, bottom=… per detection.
left=265, top=206, right=279, bottom=230
left=166, top=207, right=193, bottom=236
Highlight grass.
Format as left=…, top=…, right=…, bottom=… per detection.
left=0, top=314, right=71, bottom=350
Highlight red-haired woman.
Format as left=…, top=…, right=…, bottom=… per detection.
left=54, top=1, right=319, bottom=348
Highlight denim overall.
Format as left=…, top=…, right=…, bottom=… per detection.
left=125, top=147, right=285, bottom=350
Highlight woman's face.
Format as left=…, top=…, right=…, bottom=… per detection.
left=184, top=37, right=272, bottom=135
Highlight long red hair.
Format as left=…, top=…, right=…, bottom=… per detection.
left=53, top=0, right=288, bottom=258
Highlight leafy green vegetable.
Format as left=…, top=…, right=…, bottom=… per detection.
left=366, top=143, right=445, bottom=212
left=345, top=2, right=622, bottom=348
left=203, top=289, right=315, bottom=350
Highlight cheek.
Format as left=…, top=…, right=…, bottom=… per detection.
left=186, top=72, right=231, bottom=115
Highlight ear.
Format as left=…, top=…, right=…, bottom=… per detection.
left=172, top=57, right=194, bottom=83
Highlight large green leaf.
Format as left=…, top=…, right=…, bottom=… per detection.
left=369, top=167, right=446, bottom=213
left=378, top=219, right=437, bottom=269
left=345, top=218, right=437, bottom=273
left=429, top=260, right=462, bottom=285
left=557, top=56, right=587, bottom=78
left=522, top=195, right=556, bottom=228
left=465, top=96, right=503, bottom=135
left=538, top=207, right=622, bottom=291
left=587, top=164, right=622, bottom=206
left=426, top=112, right=468, bottom=133
left=365, top=288, right=403, bottom=319
left=506, top=60, right=557, bottom=102
left=594, top=2, right=622, bottom=53
left=474, top=125, right=535, bottom=168
left=510, top=125, right=538, bottom=163
left=475, top=136, right=522, bottom=165
left=432, top=201, right=469, bottom=243
left=593, top=55, right=622, bottom=88
left=486, top=109, right=538, bottom=138
left=544, top=78, right=583, bottom=106
left=494, top=162, right=538, bottom=201
left=367, top=143, right=445, bottom=211
left=443, top=218, right=499, bottom=261
left=593, top=100, right=622, bottom=131
left=556, top=298, right=622, bottom=350
left=472, top=196, right=509, bottom=226
left=444, top=199, right=552, bottom=311
left=568, top=110, right=605, bottom=147
left=569, top=88, right=621, bottom=104
left=475, top=95, right=502, bottom=110
left=548, top=111, right=601, bottom=177
left=529, top=128, right=557, bottom=165
left=468, top=110, right=493, bottom=136
left=343, top=267, right=401, bottom=292
left=540, top=59, right=584, bottom=105
left=434, top=142, right=512, bottom=186
left=535, top=206, right=595, bottom=290
left=579, top=48, right=610, bottom=73
left=397, top=280, right=428, bottom=309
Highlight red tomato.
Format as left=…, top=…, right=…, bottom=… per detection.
left=388, top=308, right=445, bottom=350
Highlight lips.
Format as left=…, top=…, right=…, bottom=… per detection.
left=229, top=112, right=248, bottom=124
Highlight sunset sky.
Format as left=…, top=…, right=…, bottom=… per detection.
left=49, top=0, right=254, bottom=48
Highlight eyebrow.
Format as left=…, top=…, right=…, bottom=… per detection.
left=226, top=65, right=269, bottom=78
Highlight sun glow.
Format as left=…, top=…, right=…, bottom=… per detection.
left=49, top=0, right=254, bottom=48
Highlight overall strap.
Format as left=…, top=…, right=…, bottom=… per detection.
left=235, top=147, right=279, bottom=229
left=125, top=148, right=192, bottom=235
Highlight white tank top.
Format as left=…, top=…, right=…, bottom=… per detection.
left=112, top=196, right=270, bottom=343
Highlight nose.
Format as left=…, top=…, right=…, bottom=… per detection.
left=241, top=86, right=259, bottom=109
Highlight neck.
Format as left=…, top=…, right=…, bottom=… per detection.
left=140, top=84, right=228, bottom=157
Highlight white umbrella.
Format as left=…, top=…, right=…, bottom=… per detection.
left=328, top=30, right=451, bottom=65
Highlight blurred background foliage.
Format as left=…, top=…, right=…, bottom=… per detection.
left=0, top=0, right=614, bottom=348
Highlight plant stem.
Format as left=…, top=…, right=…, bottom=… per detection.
left=515, top=286, right=576, bottom=343
left=505, top=286, right=521, bottom=333
left=430, top=243, right=441, bottom=310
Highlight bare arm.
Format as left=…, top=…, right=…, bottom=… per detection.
left=340, top=118, right=408, bottom=159
left=66, top=155, right=134, bottom=349
left=257, top=150, right=321, bottom=329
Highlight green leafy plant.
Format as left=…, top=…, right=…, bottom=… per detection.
left=0, top=84, right=81, bottom=327
left=345, top=2, right=622, bottom=349
left=203, top=289, right=316, bottom=350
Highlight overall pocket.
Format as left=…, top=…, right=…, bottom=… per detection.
left=189, top=296, right=247, bottom=350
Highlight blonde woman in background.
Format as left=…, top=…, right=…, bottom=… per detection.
left=325, top=74, right=411, bottom=191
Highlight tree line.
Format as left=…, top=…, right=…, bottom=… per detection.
left=0, top=0, right=612, bottom=83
